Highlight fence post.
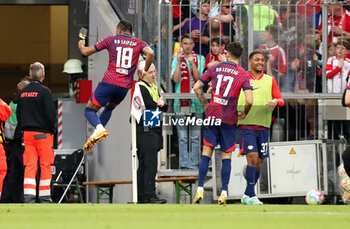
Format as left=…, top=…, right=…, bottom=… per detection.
left=248, top=0, right=255, bottom=70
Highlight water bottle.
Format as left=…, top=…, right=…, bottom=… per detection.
left=73, top=189, right=79, bottom=203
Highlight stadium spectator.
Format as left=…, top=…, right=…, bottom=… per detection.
left=182, top=0, right=210, bottom=57
left=306, top=0, right=325, bottom=30
left=0, top=78, right=30, bottom=203
left=190, top=0, right=198, bottom=15
left=326, top=42, right=337, bottom=59
left=261, top=0, right=281, bottom=26
left=297, top=0, right=321, bottom=18
left=171, top=0, right=192, bottom=41
left=193, top=41, right=253, bottom=205
left=245, top=0, right=281, bottom=49
left=208, top=0, right=221, bottom=18
left=261, top=25, right=288, bottom=90
left=153, top=20, right=174, bottom=88
left=202, top=18, right=223, bottom=44
left=205, top=37, right=227, bottom=69
left=17, top=62, right=56, bottom=203
left=326, top=40, right=350, bottom=93
left=0, top=98, right=12, bottom=199
left=300, top=35, right=322, bottom=139
left=171, top=34, right=205, bottom=170
left=279, top=6, right=306, bottom=93
left=279, top=6, right=306, bottom=59
left=296, top=35, right=322, bottom=93
left=218, top=0, right=236, bottom=45
left=259, top=48, right=273, bottom=75
left=78, top=20, right=154, bottom=151
left=203, top=1, right=236, bottom=46
left=135, top=60, right=167, bottom=204
left=238, top=51, right=284, bottom=205
left=318, top=1, right=350, bottom=44
left=232, top=1, right=249, bottom=68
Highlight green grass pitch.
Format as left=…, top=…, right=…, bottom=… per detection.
left=0, top=204, right=349, bottom=229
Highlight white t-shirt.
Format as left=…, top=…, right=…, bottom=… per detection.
left=326, top=56, right=350, bottom=93
left=208, top=2, right=220, bottom=18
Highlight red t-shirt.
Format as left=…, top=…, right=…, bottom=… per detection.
left=260, top=44, right=287, bottom=74
left=318, top=10, right=350, bottom=44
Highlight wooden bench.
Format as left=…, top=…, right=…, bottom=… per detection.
left=83, top=176, right=198, bottom=204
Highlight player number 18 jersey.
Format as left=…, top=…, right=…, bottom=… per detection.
left=94, top=34, right=147, bottom=89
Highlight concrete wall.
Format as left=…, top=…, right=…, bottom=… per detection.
left=87, top=0, right=132, bottom=203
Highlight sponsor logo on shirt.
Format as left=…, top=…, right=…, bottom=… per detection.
left=116, top=68, right=128, bottom=75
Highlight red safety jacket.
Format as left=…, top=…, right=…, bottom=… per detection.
left=0, top=99, right=12, bottom=143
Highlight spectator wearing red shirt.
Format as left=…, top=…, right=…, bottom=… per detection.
left=318, top=3, right=350, bottom=44
left=172, top=0, right=192, bottom=41
left=261, top=25, right=288, bottom=91
left=205, top=38, right=227, bottom=69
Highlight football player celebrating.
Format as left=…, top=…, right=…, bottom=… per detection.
left=238, top=50, right=284, bottom=205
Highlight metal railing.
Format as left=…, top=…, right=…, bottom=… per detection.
left=108, top=0, right=350, bottom=174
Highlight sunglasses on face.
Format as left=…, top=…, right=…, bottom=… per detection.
left=222, top=5, right=231, bottom=9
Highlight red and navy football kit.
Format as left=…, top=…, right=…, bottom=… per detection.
left=199, top=62, right=252, bottom=152
left=91, top=34, right=147, bottom=107
left=238, top=72, right=284, bottom=158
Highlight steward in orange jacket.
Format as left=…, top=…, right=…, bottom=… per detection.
left=17, top=62, right=56, bottom=203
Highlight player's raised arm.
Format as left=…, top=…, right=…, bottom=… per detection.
left=78, top=39, right=97, bottom=56
left=142, top=46, right=155, bottom=72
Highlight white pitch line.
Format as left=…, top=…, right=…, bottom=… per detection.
left=236, top=212, right=348, bottom=215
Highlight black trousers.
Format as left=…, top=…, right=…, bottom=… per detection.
left=343, top=147, right=350, bottom=177
left=1, top=139, right=24, bottom=203
left=137, top=131, right=162, bottom=202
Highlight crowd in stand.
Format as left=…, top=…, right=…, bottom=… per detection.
left=161, top=0, right=350, bottom=168
left=168, top=0, right=350, bottom=94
